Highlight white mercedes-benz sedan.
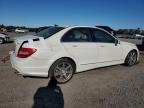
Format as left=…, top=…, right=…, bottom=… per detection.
left=10, top=26, right=139, bottom=83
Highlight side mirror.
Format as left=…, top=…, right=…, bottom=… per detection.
left=115, top=39, right=120, bottom=46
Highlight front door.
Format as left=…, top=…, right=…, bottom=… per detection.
left=91, top=28, right=123, bottom=63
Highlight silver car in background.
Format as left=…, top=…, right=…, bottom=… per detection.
left=0, top=33, right=9, bottom=44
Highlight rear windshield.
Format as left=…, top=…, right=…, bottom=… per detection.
left=36, top=27, right=64, bottom=39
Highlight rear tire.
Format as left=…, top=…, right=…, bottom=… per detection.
left=125, top=50, right=137, bottom=66
left=49, top=58, right=75, bottom=84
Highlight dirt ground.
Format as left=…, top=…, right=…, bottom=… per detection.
left=0, top=38, right=144, bottom=108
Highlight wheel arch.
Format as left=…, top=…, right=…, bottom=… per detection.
left=55, top=57, right=76, bottom=69
left=124, top=49, right=139, bottom=62
left=48, top=56, right=77, bottom=77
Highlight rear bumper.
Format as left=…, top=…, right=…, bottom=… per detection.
left=10, top=51, right=50, bottom=77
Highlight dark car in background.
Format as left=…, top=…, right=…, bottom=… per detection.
left=96, top=26, right=116, bottom=36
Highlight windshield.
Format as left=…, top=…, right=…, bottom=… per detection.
left=36, top=27, right=64, bottom=39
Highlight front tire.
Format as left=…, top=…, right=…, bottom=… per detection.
left=49, top=58, right=75, bottom=84
left=0, top=38, right=4, bottom=44
left=125, top=50, right=137, bottom=66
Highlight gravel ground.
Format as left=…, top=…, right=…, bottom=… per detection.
left=0, top=41, right=144, bottom=108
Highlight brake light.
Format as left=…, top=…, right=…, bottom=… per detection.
left=17, top=48, right=37, bottom=58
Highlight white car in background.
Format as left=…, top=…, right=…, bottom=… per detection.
left=0, top=33, right=9, bottom=44
left=10, top=26, right=139, bottom=83
left=15, top=29, right=28, bottom=33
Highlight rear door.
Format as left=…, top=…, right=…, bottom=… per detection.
left=61, top=27, right=98, bottom=65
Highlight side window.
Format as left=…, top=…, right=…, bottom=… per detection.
left=61, top=28, right=92, bottom=42
left=92, top=29, right=115, bottom=43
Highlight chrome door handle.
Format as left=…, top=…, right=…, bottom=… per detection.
left=100, top=45, right=105, bottom=48
left=72, top=45, right=78, bottom=47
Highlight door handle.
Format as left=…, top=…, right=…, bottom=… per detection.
left=100, top=45, right=105, bottom=48
left=72, top=45, right=78, bottom=47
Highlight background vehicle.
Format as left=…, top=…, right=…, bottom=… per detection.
left=0, top=33, right=9, bottom=44
left=15, top=29, right=28, bottom=33
left=10, top=26, right=139, bottom=83
left=96, top=26, right=116, bottom=36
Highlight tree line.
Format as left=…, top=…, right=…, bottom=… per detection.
left=117, top=28, right=144, bottom=35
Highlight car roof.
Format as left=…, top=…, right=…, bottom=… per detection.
left=64, top=26, right=110, bottom=32
left=47, top=26, right=113, bottom=36
left=65, top=26, right=104, bottom=30
left=96, top=26, right=114, bottom=31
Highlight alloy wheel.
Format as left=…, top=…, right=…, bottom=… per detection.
left=54, top=62, right=73, bottom=83
left=127, top=51, right=137, bottom=66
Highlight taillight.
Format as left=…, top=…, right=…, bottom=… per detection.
left=17, top=48, right=37, bottom=58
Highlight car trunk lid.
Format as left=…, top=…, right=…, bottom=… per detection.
left=13, top=35, right=48, bottom=56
